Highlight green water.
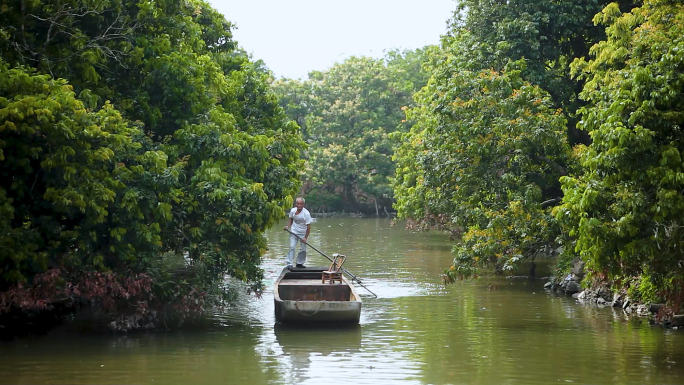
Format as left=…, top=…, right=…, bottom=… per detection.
left=1, top=218, right=683, bottom=385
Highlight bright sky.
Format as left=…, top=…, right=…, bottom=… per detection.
left=207, top=0, right=456, bottom=80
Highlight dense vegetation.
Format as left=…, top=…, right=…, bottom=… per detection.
left=273, top=49, right=431, bottom=215
left=559, top=0, right=684, bottom=307
left=2, top=0, right=683, bottom=328
left=393, top=0, right=684, bottom=310
left=0, top=0, right=303, bottom=328
left=394, top=0, right=612, bottom=276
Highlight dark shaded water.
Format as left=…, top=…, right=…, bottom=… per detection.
left=1, top=218, right=683, bottom=384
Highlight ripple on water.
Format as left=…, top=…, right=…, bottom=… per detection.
left=4, top=219, right=684, bottom=385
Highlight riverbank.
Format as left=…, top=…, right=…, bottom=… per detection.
left=543, top=264, right=684, bottom=328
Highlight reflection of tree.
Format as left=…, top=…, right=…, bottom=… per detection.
left=1, top=328, right=279, bottom=384
left=261, top=218, right=684, bottom=384
left=381, top=277, right=684, bottom=384
left=302, top=217, right=455, bottom=283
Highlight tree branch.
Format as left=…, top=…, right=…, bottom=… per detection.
left=530, top=153, right=567, bottom=176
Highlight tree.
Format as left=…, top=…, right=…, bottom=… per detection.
left=0, top=0, right=304, bottom=327
left=557, top=0, right=684, bottom=308
left=445, top=0, right=634, bottom=144
left=273, top=49, right=431, bottom=214
left=394, top=60, right=571, bottom=279
left=0, top=61, right=141, bottom=287
left=393, top=0, right=642, bottom=278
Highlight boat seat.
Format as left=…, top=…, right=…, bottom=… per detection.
left=322, top=253, right=346, bottom=284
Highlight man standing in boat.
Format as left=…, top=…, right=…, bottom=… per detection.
left=284, top=197, right=312, bottom=269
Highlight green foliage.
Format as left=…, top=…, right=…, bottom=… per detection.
left=394, top=0, right=642, bottom=281
left=558, top=0, right=684, bottom=307
left=394, top=60, right=571, bottom=279
left=446, top=0, right=624, bottom=129
left=0, top=61, right=142, bottom=287
left=273, top=49, right=431, bottom=213
left=0, top=0, right=304, bottom=324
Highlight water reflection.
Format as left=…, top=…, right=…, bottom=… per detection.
left=266, top=324, right=362, bottom=383
left=1, top=218, right=684, bottom=385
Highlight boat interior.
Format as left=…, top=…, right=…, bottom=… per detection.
left=278, top=271, right=354, bottom=301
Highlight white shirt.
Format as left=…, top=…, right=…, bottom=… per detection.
left=289, top=207, right=312, bottom=234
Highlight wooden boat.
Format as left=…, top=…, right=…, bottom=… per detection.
left=274, top=266, right=362, bottom=324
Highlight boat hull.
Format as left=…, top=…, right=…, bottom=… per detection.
left=274, top=267, right=362, bottom=324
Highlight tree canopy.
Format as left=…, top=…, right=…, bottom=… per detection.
left=558, top=0, right=684, bottom=305
left=273, top=49, right=431, bottom=215
left=0, top=0, right=303, bottom=327
left=3, top=0, right=684, bottom=326
left=392, top=0, right=602, bottom=277
left=394, top=0, right=684, bottom=311
left=394, top=60, right=570, bottom=277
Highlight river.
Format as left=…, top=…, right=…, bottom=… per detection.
left=1, top=217, right=683, bottom=384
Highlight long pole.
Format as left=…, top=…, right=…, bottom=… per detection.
left=284, top=228, right=378, bottom=298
